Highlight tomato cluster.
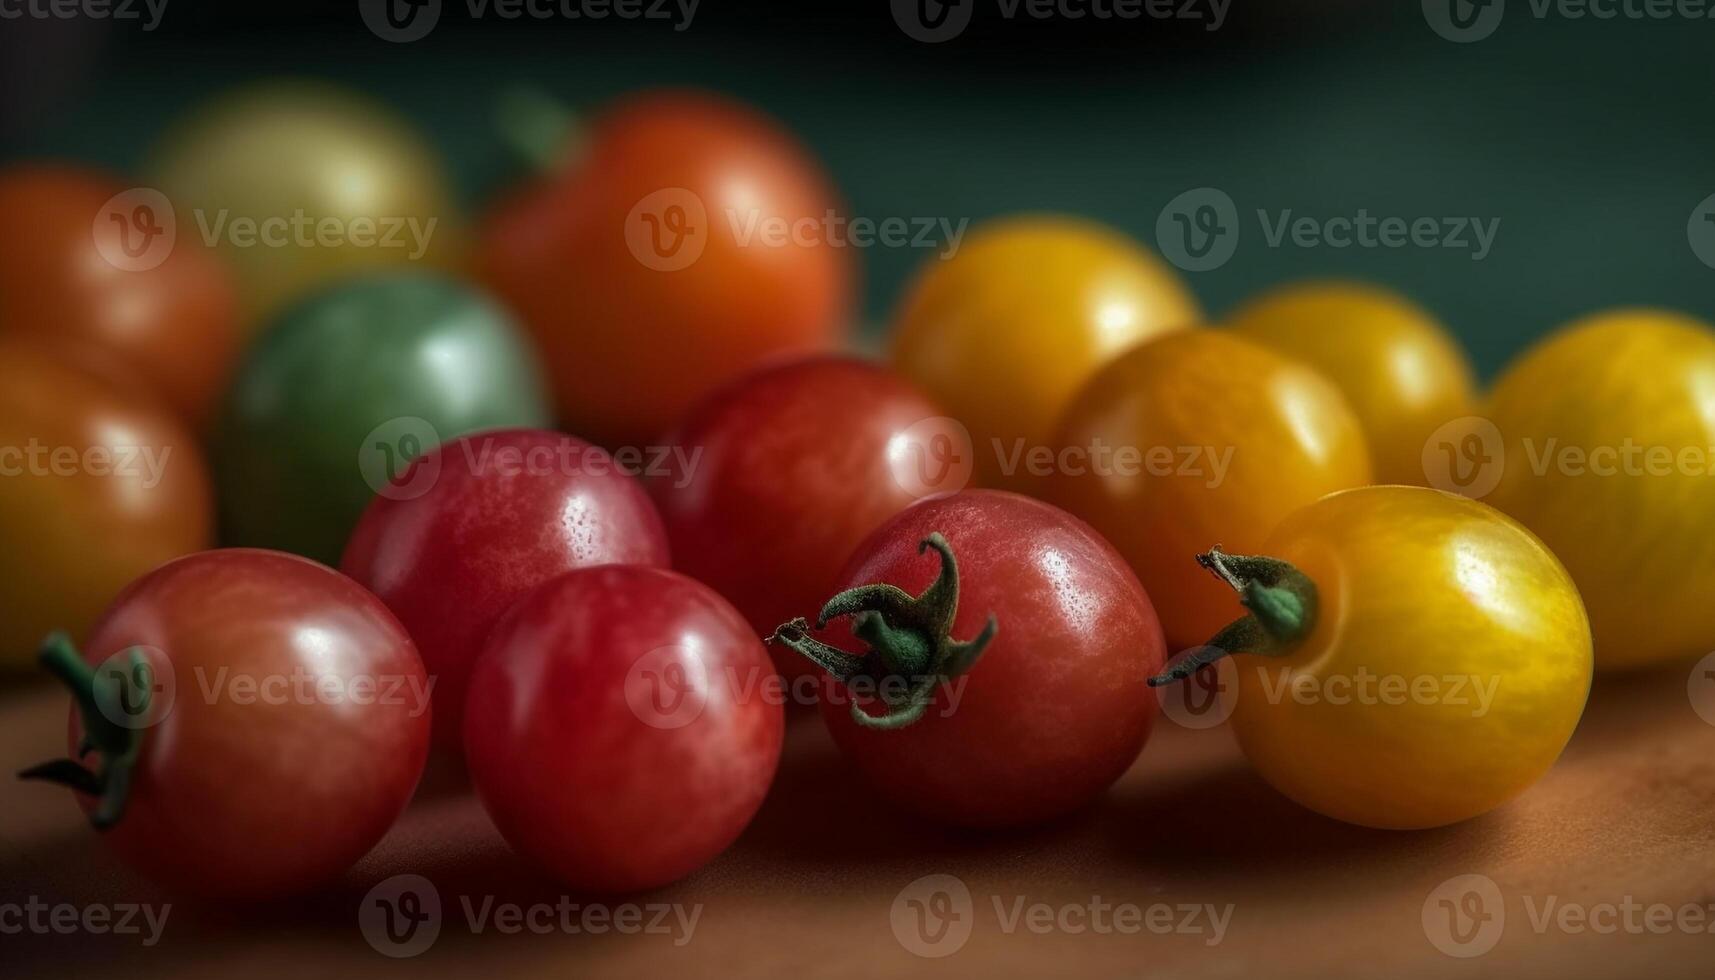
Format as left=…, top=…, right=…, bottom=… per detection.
left=8, top=78, right=1704, bottom=904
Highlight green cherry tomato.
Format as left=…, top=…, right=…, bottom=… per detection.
left=214, top=274, right=550, bottom=563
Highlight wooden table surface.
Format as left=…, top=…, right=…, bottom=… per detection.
left=4, top=659, right=1713, bottom=979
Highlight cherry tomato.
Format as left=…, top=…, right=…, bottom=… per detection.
left=1049, top=331, right=1371, bottom=653
left=479, top=90, right=853, bottom=447
left=771, top=490, right=1163, bottom=827
left=1151, top=486, right=1590, bottom=829
left=0, top=166, right=241, bottom=430
left=342, top=428, right=670, bottom=746
left=150, top=80, right=461, bottom=322
left=889, top=215, right=1200, bottom=490
left=1225, top=280, right=1477, bottom=486
left=215, top=273, right=550, bottom=565
left=1483, top=309, right=1715, bottom=669
left=0, top=338, right=211, bottom=667
left=464, top=566, right=782, bottom=892
left=653, top=356, right=955, bottom=675
left=22, top=549, right=430, bottom=898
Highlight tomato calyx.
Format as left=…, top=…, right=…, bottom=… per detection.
left=769, top=533, right=998, bottom=730
left=17, top=632, right=150, bottom=830
left=1147, top=547, right=1318, bottom=687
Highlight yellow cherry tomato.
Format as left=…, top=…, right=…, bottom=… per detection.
left=1158, top=486, right=1591, bottom=830
left=1483, top=309, right=1715, bottom=670
left=1226, top=281, right=1477, bottom=486
left=1048, top=331, right=1371, bottom=652
left=890, top=215, right=1200, bottom=489
left=149, top=80, right=461, bottom=324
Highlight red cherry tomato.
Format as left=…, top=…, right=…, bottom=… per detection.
left=479, top=90, right=854, bottom=447
left=653, top=356, right=956, bottom=675
left=0, top=166, right=241, bottom=430
left=24, top=549, right=429, bottom=900
left=464, top=566, right=783, bottom=892
left=342, top=428, right=670, bottom=746
left=771, top=490, right=1164, bottom=827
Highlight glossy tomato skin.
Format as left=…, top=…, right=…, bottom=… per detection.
left=150, top=80, right=461, bottom=322
left=1483, top=310, right=1715, bottom=669
left=465, top=566, right=782, bottom=892
left=1224, top=487, right=1591, bottom=829
left=811, top=490, right=1163, bottom=828
left=68, top=549, right=430, bottom=899
left=0, top=166, right=241, bottom=430
left=1226, top=280, right=1477, bottom=486
left=342, top=428, right=670, bottom=746
left=1049, top=331, right=1372, bottom=654
left=0, top=338, right=211, bottom=666
left=653, top=357, right=952, bottom=673
left=215, top=273, right=550, bottom=565
left=479, top=90, right=853, bottom=447
left=890, top=215, right=1199, bottom=490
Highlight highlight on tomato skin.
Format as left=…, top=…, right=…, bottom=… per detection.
left=770, top=489, right=1166, bottom=829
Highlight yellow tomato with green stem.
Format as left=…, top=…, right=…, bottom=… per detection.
left=1226, top=281, right=1477, bottom=486
left=890, top=215, right=1200, bottom=490
left=1152, top=486, right=1591, bottom=829
left=1484, top=309, right=1715, bottom=670
left=1048, top=330, right=1372, bottom=653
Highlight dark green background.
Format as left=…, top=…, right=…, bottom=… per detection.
left=4, top=2, right=1710, bottom=375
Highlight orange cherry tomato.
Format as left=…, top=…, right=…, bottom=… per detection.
left=0, top=166, right=241, bottom=430
left=1226, top=281, right=1477, bottom=486
left=0, top=338, right=212, bottom=665
left=479, top=90, right=854, bottom=447
left=890, top=215, right=1200, bottom=490
left=1049, top=331, right=1371, bottom=652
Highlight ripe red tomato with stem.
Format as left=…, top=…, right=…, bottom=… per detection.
left=653, top=356, right=959, bottom=677
left=478, top=89, right=854, bottom=447
left=20, top=549, right=430, bottom=900
left=342, top=428, right=670, bottom=746
left=464, top=566, right=783, bottom=892
left=771, top=490, right=1163, bottom=827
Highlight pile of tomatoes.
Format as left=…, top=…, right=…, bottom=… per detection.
left=6, top=78, right=1712, bottom=902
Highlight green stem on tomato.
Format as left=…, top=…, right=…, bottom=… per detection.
left=768, top=533, right=998, bottom=730
left=1147, top=548, right=1317, bottom=687
left=17, top=633, right=151, bottom=830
